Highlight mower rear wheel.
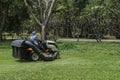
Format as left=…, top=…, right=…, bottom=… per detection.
left=30, top=52, right=39, bottom=61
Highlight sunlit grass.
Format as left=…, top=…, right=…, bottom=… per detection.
left=0, top=41, right=120, bottom=80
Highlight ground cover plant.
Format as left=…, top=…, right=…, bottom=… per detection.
left=0, top=41, right=120, bottom=80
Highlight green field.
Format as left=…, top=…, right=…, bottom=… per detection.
left=0, top=41, right=120, bottom=80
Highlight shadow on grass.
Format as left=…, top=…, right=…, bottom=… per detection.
left=15, top=59, right=57, bottom=63
left=15, top=59, right=37, bottom=63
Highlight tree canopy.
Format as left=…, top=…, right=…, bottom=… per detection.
left=0, top=0, right=120, bottom=41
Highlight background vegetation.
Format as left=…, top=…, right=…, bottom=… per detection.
left=0, top=0, right=120, bottom=41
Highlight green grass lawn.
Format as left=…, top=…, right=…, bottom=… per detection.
left=0, top=41, right=120, bottom=80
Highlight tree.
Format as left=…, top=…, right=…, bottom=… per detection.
left=0, top=0, right=30, bottom=41
left=24, top=0, right=56, bottom=40
left=5, top=0, right=29, bottom=35
left=52, top=0, right=87, bottom=38
left=104, top=0, right=120, bottom=38
left=79, top=0, right=107, bottom=42
left=0, top=0, right=10, bottom=41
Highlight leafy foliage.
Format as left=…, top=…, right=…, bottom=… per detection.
left=0, top=0, right=120, bottom=41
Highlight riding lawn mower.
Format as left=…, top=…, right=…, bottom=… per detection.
left=11, top=39, right=60, bottom=61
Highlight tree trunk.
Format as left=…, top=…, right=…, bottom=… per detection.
left=77, top=34, right=80, bottom=42
left=41, top=25, right=45, bottom=40
left=0, top=32, right=2, bottom=41
left=0, top=10, right=6, bottom=41
left=96, top=33, right=103, bottom=42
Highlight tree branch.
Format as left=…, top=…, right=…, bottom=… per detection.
left=43, top=0, right=49, bottom=22
left=24, top=0, right=43, bottom=26
left=38, top=0, right=44, bottom=23
left=45, top=0, right=56, bottom=26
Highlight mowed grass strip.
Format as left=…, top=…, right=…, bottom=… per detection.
left=0, top=41, right=120, bottom=80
